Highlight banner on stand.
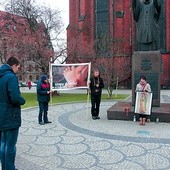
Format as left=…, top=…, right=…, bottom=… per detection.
left=50, top=63, right=91, bottom=90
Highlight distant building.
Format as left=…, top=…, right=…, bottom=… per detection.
left=67, top=0, right=170, bottom=89
left=0, top=10, right=54, bottom=83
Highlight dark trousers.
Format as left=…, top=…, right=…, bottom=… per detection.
left=91, top=94, right=101, bottom=117
left=139, top=114, right=147, bottom=118
left=38, top=102, right=49, bottom=123
left=0, top=128, right=19, bottom=170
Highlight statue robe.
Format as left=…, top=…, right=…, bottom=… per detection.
left=132, top=0, right=161, bottom=51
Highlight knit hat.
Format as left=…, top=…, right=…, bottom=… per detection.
left=41, top=75, right=48, bottom=82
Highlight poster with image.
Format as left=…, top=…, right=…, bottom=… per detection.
left=50, top=63, right=91, bottom=90
left=135, top=92, right=153, bottom=115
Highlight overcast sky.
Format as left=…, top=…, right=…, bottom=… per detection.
left=36, top=0, right=69, bottom=29
left=36, top=0, right=69, bottom=41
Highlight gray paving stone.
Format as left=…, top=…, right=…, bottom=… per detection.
left=15, top=90, right=170, bottom=170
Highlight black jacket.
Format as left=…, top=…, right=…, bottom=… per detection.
left=37, top=75, right=50, bottom=103
left=90, top=76, right=104, bottom=95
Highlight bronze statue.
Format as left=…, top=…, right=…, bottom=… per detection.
left=132, top=0, right=161, bottom=51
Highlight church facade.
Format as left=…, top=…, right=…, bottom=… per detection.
left=67, top=0, right=170, bottom=88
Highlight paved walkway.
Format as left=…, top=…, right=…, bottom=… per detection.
left=15, top=89, right=170, bottom=170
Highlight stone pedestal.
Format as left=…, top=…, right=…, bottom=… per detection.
left=132, top=51, right=161, bottom=107
left=107, top=102, right=170, bottom=122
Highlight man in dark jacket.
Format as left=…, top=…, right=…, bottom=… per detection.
left=37, top=75, right=52, bottom=125
left=89, top=69, right=104, bottom=120
left=0, top=57, right=26, bottom=170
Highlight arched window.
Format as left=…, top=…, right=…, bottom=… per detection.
left=95, top=0, right=109, bottom=55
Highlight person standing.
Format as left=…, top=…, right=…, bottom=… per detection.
left=136, top=75, right=151, bottom=125
left=27, top=80, right=32, bottom=90
left=89, top=69, right=104, bottom=120
left=0, top=57, right=26, bottom=170
left=37, top=75, right=52, bottom=125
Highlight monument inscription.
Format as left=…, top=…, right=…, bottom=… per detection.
left=132, top=51, right=161, bottom=106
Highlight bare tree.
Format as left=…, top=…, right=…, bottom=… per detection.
left=68, top=26, right=131, bottom=97
left=5, top=0, right=40, bottom=30
left=94, top=33, right=131, bottom=97
left=39, top=6, right=63, bottom=41
left=2, top=0, right=65, bottom=72
left=52, top=47, right=67, bottom=64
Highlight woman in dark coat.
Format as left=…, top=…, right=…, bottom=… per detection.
left=37, top=75, right=52, bottom=125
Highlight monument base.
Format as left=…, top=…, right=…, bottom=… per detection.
left=132, top=51, right=161, bottom=107
left=107, top=102, right=170, bottom=123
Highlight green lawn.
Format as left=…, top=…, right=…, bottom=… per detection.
left=21, top=93, right=129, bottom=109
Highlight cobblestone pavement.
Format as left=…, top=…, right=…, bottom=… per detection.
left=15, top=90, right=170, bottom=170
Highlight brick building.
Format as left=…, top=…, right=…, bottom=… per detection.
left=67, top=0, right=170, bottom=88
left=0, top=10, right=54, bottom=83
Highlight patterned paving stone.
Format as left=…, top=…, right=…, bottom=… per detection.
left=15, top=99, right=170, bottom=170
